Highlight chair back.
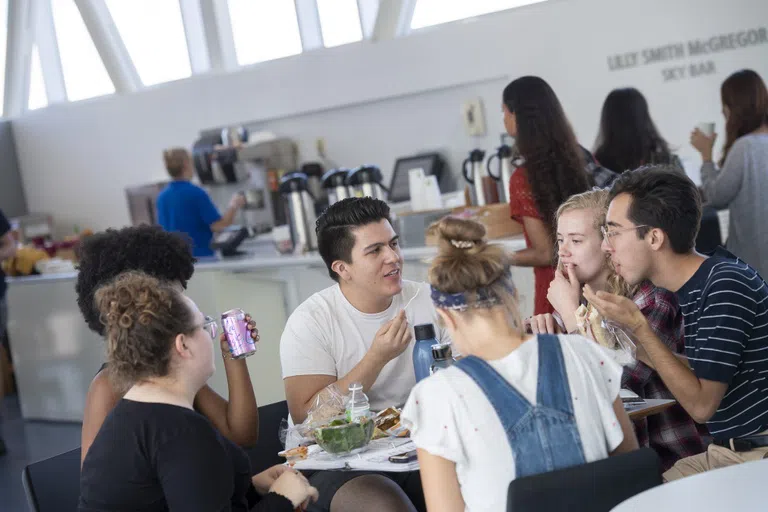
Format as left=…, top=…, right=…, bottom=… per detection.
left=507, top=448, right=662, bottom=512
left=246, top=400, right=290, bottom=475
left=22, top=447, right=81, bottom=512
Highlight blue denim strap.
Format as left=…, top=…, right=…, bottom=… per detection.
left=536, top=334, right=577, bottom=416
left=454, top=356, right=531, bottom=433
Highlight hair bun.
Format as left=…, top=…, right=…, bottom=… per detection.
left=428, top=216, right=508, bottom=294
left=435, top=216, right=486, bottom=253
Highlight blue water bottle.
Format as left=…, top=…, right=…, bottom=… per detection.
left=413, top=324, right=438, bottom=383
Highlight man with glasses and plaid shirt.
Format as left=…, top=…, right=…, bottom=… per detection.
left=585, top=166, right=768, bottom=481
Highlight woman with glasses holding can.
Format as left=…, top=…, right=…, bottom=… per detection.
left=78, top=272, right=318, bottom=511
left=77, top=226, right=261, bottom=466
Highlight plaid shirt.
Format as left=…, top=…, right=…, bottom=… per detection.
left=581, top=146, right=619, bottom=188
left=622, top=282, right=707, bottom=470
left=551, top=281, right=706, bottom=470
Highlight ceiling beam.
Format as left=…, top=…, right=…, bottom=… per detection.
left=198, top=0, right=238, bottom=72
left=295, top=0, right=324, bottom=51
left=371, top=0, right=416, bottom=41
left=178, top=0, right=211, bottom=74
left=3, top=0, right=33, bottom=117
left=357, top=0, right=379, bottom=40
left=73, top=0, right=141, bottom=93
left=34, top=0, right=67, bottom=104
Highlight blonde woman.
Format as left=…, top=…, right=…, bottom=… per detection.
left=530, top=189, right=705, bottom=470
left=401, top=217, right=637, bottom=512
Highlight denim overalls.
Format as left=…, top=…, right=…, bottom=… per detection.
left=455, top=334, right=586, bottom=477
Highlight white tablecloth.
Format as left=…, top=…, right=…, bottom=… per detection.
left=611, top=458, right=768, bottom=511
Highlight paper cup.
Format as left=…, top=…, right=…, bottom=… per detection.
left=697, top=122, right=715, bottom=137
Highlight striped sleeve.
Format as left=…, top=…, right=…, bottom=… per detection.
left=690, top=271, right=757, bottom=383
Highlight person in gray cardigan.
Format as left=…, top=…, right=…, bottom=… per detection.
left=691, top=69, right=768, bottom=277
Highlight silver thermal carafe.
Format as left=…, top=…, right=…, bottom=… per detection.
left=462, top=149, right=487, bottom=206
left=347, top=165, right=388, bottom=201
left=279, top=172, right=318, bottom=252
left=487, top=144, right=518, bottom=203
left=322, top=168, right=352, bottom=205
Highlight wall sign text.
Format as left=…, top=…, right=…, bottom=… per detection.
left=607, top=27, right=767, bottom=82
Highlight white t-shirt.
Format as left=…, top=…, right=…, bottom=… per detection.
left=280, top=280, right=449, bottom=412
left=401, top=335, right=624, bottom=512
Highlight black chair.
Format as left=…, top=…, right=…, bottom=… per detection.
left=22, top=447, right=81, bottom=512
left=507, top=448, right=662, bottom=512
left=246, top=400, right=290, bottom=475
left=696, top=205, right=723, bottom=254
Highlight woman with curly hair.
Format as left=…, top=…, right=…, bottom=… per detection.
left=528, top=189, right=705, bottom=470
left=503, top=76, right=592, bottom=314
left=76, top=225, right=259, bottom=465
left=78, top=272, right=318, bottom=511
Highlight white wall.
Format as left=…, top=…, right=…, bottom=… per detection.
left=11, top=0, right=768, bottom=233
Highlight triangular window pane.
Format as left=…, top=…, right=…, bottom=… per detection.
left=28, top=44, right=48, bottom=110
left=317, top=0, right=363, bottom=48
left=106, top=0, right=191, bottom=86
left=52, top=0, right=115, bottom=101
left=227, top=0, right=303, bottom=66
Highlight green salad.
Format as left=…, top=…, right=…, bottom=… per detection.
left=314, top=416, right=375, bottom=454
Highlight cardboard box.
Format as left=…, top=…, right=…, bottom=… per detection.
left=425, top=203, right=523, bottom=245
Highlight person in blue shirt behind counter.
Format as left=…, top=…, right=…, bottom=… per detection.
left=156, top=148, right=245, bottom=257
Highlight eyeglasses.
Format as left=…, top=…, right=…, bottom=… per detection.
left=202, top=316, right=218, bottom=338
left=600, top=225, right=649, bottom=247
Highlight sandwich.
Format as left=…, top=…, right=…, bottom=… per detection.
left=575, top=304, right=616, bottom=349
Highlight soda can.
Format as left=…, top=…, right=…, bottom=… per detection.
left=221, top=308, right=257, bottom=359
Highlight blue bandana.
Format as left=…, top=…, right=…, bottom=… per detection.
left=430, top=275, right=516, bottom=312
left=430, top=286, right=499, bottom=311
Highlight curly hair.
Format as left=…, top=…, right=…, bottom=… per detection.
left=76, top=225, right=196, bottom=336
left=95, top=272, right=197, bottom=390
left=503, top=76, right=591, bottom=230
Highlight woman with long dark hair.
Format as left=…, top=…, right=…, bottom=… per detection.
left=691, top=69, right=768, bottom=276
left=595, top=88, right=681, bottom=173
left=503, top=76, right=592, bottom=315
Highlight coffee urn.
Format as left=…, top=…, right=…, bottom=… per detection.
left=347, top=165, right=387, bottom=200
left=462, top=149, right=488, bottom=206
left=322, top=168, right=352, bottom=205
left=278, top=172, right=318, bottom=252
left=487, top=144, right=517, bottom=203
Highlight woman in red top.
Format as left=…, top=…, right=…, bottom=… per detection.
left=503, top=76, right=591, bottom=315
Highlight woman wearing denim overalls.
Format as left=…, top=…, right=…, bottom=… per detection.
left=402, top=217, right=639, bottom=511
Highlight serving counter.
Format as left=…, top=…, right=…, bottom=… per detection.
left=5, top=237, right=530, bottom=422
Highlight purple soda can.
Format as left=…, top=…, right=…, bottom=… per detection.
left=221, top=308, right=257, bottom=359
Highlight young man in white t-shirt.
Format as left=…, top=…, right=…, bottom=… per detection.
left=280, top=197, right=448, bottom=512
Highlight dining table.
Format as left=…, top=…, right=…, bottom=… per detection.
left=611, top=458, right=768, bottom=511
left=625, top=399, right=677, bottom=421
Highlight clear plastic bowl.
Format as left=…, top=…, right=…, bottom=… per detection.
left=313, top=413, right=375, bottom=455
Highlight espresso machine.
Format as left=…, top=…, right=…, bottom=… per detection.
left=192, top=131, right=299, bottom=232
left=279, top=172, right=318, bottom=252
left=347, top=165, right=387, bottom=200
left=322, top=168, right=352, bottom=205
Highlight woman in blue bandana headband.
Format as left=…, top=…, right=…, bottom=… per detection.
left=401, top=216, right=638, bottom=512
